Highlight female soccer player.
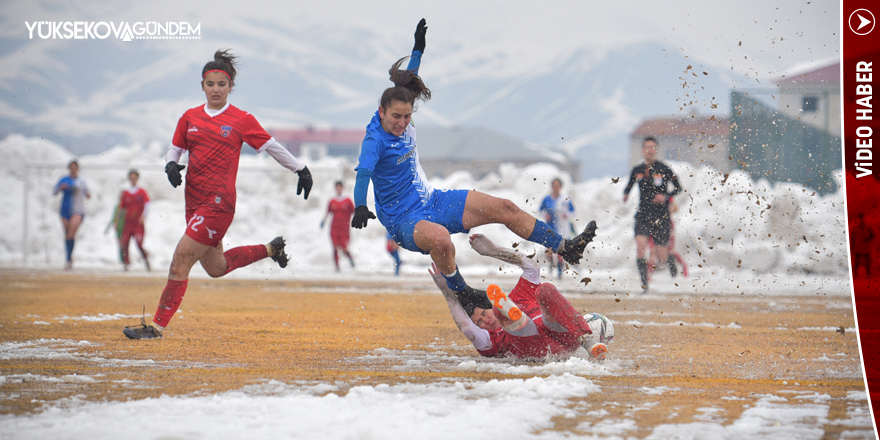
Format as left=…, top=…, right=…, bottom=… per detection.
left=124, top=50, right=313, bottom=340
left=113, top=169, right=151, bottom=271
left=320, top=181, right=356, bottom=271
left=353, top=19, right=598, bottom=299
left=54, top=160, right=90, bottom=270
left=429, top=234, right=611, bottom=360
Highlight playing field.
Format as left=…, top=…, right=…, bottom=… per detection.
left=0, top=269, right=873, bottom=439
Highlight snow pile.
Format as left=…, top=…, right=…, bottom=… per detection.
left=0, top=134, right=850, bottom=295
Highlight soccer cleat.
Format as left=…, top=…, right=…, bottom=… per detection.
left=558, top=220, right=598, bottom=265
left=269, top=236, right=289, bottom=269
left=123, top=317, right=162, bottom=340
left=486, top=284, right=522, bottom=321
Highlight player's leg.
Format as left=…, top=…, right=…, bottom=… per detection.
left=200, top=238, right=286, bottom=278
left=340, top=235, right=355, bottom=267
left=66, top=214, right=83, bottom=267
left=652, top=220, right=672, bottom=278
left=461, top=191, right=597, bottom=265
left=635, top=234, right=650, bottom=291
left=119, top=225, right=133, bottom=269
left=331, top=241, right=340, bottom=271
left=556, top=254, right=564, bottom=279
left=133, top=225, right=150, bottom=271
left=412, top=219, right=460, bottom=285
left=536, top=283, right=606, bottom=360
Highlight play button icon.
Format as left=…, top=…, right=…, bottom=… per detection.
left=850, top=9, right=876, bottom=35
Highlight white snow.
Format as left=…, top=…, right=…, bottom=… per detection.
left=0, top=134, right=851, bottom=297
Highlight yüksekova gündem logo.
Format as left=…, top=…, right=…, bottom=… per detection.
left=25, top=21, right=200, bottom=41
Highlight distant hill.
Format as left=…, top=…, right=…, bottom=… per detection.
left=2, top=29, right=746, bottom=179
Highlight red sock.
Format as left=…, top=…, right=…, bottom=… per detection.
left=537, top=283, right=591, bottom=337
left=223, top=245, right=268, bottom=275
left=153, top=279, right=188, bottom=328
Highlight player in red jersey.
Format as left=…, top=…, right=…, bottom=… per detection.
left=124, top=50, right=313, bottom=340
left=430, top=234, right=611, bottom=360
left=320, top=181, right=355, bottom=271
left=114, top=169, right=151, bottom=271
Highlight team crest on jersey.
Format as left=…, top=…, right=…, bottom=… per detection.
left=220, top=126, right=232, bottom=137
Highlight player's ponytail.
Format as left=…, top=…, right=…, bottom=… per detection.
left=201, top=49, right=237, bottom=87
left=379, top=57, right=431, bottom=110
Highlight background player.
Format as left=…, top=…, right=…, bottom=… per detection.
left=320, top=181, right=355, bottom=271
left=53, top=160, right=90, bottom=270
left=123, top=49, right=313, bottom=340
left=112, top=169, right=151, bottom=271
left=352, top=19, right=598, bottom=301
left=430, top=233, right=610, bottom=360
left=539, top=178, right=576, bottom=279
left=623, top=137, right=682, bottom=293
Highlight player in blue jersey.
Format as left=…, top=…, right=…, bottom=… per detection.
left=352, top=19, right=598, bottom=300
left=53, top=160, right=91, bottom=269
left=539, top=178, right=576, bottom=279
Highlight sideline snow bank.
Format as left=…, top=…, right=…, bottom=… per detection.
left=0, top=134, right=850, bottom=295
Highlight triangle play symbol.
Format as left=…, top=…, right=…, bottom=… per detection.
left=858, top=14, right=871, bottom=30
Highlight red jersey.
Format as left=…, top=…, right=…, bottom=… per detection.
left=119, top=187, right=150, bottom=225
left=327, top=196, right=355, bottom=237
left=171, top=104, right=272, bottom=213
left=477, top=277, right=576, bottom=358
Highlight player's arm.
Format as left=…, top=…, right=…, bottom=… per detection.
left=667, top=167, right=683, bottom=198
left=429, top=264, right=492, bottom=351
left=105, top=204, right=119, bottom=235
left=622, top=168, right=638, bottom=202
left=320, top=203, right=332, bottom=229
left=406, top=19, right=427, bottom=74
left=260, top=139, right=312, bottom=199
left=351, top=137, right=379, bottom=229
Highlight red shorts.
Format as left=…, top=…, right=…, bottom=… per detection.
left=185, top=207, right=233, bottom=247
left=331, top=232, right=350, bottom=249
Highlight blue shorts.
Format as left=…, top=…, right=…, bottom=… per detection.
left=388, top=189, right=470, bottom=254
left=60, top=207, right=84, bottom=221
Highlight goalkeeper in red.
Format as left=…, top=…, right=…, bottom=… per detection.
left=430, top=234, right=612, bottom=360
left=123, top=50, right=313, bottom=340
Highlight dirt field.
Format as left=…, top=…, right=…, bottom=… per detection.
left=0, top=269, right=872, bottom=438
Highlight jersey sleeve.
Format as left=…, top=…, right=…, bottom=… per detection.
left=539, top=196, right=551, bottom=213
left=171, top=112, right=190, bottom=151
left=241, top=113, right=273, bottom=151
left=666, top=165, right=682, bottom=197
left=142, top=188, right=150, bottom=203
left=623, top=167, right=638, bottom=196
left=355, top=137, right=381, bottom=172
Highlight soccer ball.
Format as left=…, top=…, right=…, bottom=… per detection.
left=584, top=313, right=614, bottom=345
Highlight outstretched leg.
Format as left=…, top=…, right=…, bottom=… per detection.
left=462, top=191, right=597, bottom=265
left=537, top=283, right=606, bottom=360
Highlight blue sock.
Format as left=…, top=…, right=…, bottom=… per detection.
left=443, top=267, right=467, bottom=292
left=65, top=239, right=74, bottom=262
left=527, top=220, right=563, bottom=251
left=391, top=250, right=401, bottom=275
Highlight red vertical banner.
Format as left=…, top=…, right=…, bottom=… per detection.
left=845, top=0, right=880, bottom=426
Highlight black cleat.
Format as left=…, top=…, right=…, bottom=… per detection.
left=123, top=317, right=162, bottom=340
left=269, top=237, right=289, bottom=268
left=558, top=220, right=598, bottom=265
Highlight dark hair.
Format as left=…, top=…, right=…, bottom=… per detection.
left=552, top=178, right=563, bottom=186
left=68, top=160, right=78, bottom=167
left=456, top=288, right=492, bottom=317
left=129, top=169, right=139, bottom=177
left=379, top=57, right=431, bottom=110
left=643, top=136, right=659, bottom=146
left=202, top=49, right=237, bottom=87
left=334, top=181, right=343, bottom=187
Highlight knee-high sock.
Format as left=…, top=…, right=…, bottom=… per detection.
left=332, top=247, right=340, bottom=269
left=223, top=245, right=268, bottom=275
left=443, top=267, right=467, bottom=292
left=153, top=279, right=188, bottom=328
left=526, top=220, right=563, bottom=251
left=537, top=283, right=590, bottom=337
left=65, top=239, right=74, bottom=262
left=637, top=258, right=648, bottom=287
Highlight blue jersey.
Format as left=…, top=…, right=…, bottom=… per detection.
left=539, top=195, right=574, bottom=236
left=54, top=176, right=89, bottom=218
left=356, top=112, right=434, bottom=228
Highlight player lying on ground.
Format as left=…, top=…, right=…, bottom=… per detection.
left=353, top=19, right=598, bottom=301
left=429, top=234, right=613, bottom=360
left=123, top=50, right=312, bottom=340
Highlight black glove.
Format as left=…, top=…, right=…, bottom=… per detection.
left=296, top=166, right=312, bottom=200
left=413, top=18, right=427, bottom=53
left=165, top=162, right=185, bottom=188
left=351, top=205, right=376, bottom=229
